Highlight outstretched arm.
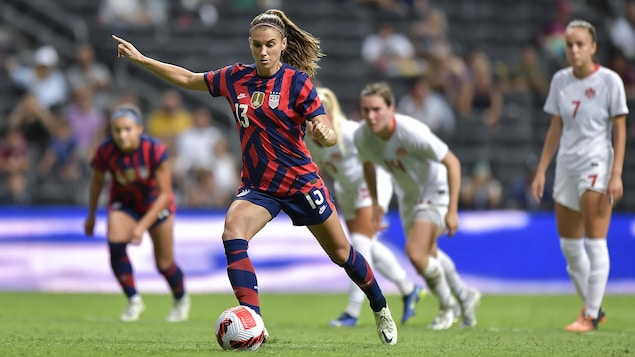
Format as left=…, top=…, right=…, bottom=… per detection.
left=112, top=35, right=208, bottom=91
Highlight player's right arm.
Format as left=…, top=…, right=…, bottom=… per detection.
left=362, top=161, right=383, bottom=231
left=85, top=170, right=105, bottom=237
left=532, top=115, right=562, bottom=201
left=112, top=35, right=207, bottom=91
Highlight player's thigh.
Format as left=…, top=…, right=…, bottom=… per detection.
left=347, top=205, right=375, bottom=237
left=222, top=199, right=272, bottom=242
left=107, top=210, right=138, bottom=243
left=149, top=215, right=175, bottom=269
left=580, top=190, right=612, bottom=238
left=307, top=211, right=350, bottom=264
left=555, top=203, right=584, bottom=238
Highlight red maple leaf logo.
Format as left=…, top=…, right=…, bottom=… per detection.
left=584, top=87, right=595, bottom=99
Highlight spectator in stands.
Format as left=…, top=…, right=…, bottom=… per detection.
left=0, top=127, right=30, bottom=203
left=8, top=92, right=56, bottom=157
left=66, top=44, right=113, bottom=112
left=607, top=46, right=635, bottom=100
left=64, top=89, right=107, bottom=166
left=409, top=8, right=448, bottom=60
left=5, top=46, right=68, bottom=110
left=38, top=118, right=80, bottom=183
left=209, top=137, right=239, bottom=207
left=183, top=167, right=221, bottom=207
left=460, top=159, right=503, bottom=210
left=425, top=43, right=471, bottom=113
left=147, top=89, right=193, bottom=141
left=609, top=0, right=635, bottom=61
left=361, top=21, right=425, bottom=77
left=538, top=0, right=574, bottom=71
left=99, top=0, right=168, bottom=29
left=506, top=153, right=553, bottom=211
left=396, top=75, right=455, bottom=139
left=505, top=43, right=550, bottom=103
left=457, top=49, right=503, bottom=131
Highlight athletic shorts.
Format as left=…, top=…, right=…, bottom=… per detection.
left=111, top=202, right=171, bottom=229
left=554, top=161, right=611, bottom=211
left=398, top=188, right=449, bottom=235
left=235, top=187, right=336, bottom=226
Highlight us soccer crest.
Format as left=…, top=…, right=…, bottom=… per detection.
left=269, top=92, right=280, bottom=109
left=251, top=91, right=265, bottom=109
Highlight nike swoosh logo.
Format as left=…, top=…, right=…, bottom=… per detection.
left=382, top=331, right=392, bottom=344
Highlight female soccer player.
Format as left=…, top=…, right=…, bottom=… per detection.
left=531, top=20, right=628, bottom=332
left=112, top=9, right=397, bottom=344
left=84, top=104, right=189, bottom=322
left=306, top=87, right=424, bottom=327
left=354, top=82, right=481, bottom=330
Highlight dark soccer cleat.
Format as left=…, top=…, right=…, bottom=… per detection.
left=401, top=285, right=424, bottom=325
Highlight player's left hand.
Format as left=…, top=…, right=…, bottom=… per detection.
left=311, top=121, right=335, bottom=146
left=606, top=175, right=623, bottom=207
left=131, top=225, right=144, bottom=245
left=445, top=210, right=459, bottom=237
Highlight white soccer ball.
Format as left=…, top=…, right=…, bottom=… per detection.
left=215, top=305, right=266, bottom=351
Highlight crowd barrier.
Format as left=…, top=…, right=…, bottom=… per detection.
left=1, top=207, right=633, bottom=294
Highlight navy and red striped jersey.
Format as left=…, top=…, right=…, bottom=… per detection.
left=204, top=63, right=326, bottom=197
left=91, top=134, right=175, bottom=213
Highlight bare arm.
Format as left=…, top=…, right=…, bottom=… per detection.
left=531, top=115, right=562, bottom=201
left=87, top=170, right=106, bottom=218
left=441, top=150, right=461, bottom=214
left=112, top=35, right=208, bottom=91
left=136, top=161, right=172, bottom=232
left=607, top=115, right=627, bottom=201
left=362, top=161, right=378, bottom=203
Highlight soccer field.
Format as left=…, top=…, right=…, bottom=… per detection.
left=0, top=293, right=633, bottom=356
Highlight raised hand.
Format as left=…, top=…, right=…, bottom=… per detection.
left=112, top=34, right=145, bottom=63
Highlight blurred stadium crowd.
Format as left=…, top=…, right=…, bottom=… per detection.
left=1, top=0, right=634, bottom=211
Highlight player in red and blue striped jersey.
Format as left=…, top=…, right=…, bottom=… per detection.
left=84, top=104, right=190, bottom=323
left=112, top=9, right=398, bottom=345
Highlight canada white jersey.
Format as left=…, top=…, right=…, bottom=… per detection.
left=305, top=119, right=393, bottom=214
left=544, top=66, right=628, bottom=172
left=354, top=113, right=449, bottom=207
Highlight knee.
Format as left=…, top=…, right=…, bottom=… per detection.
left=407, top=248, right=428, bottom=271
left=326, top=244, right=351, bottom=266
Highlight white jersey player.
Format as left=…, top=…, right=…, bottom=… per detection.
left=532, top=20, right=628, bottom=332
left=354, top=82, right=481, bottom=329
left=306, top=87, right=423, bottom=327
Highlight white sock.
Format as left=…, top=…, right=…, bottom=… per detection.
left=584, top=239, right=610, bottom=319
left=372, top=238, right=414, bottom=296
left=560, top=238, right=590, bottom=300
left=130, top=294, right=142, bottom=303
left=344, top=233, right=374, bottom=318
left=437, top=249, right=469, bottom=302
left=423, top=256, right=453, bottom=308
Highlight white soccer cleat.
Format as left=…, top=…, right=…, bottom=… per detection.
left=120, top=297, right=145, bottom=322
left=263, top=327, right=270, bottom=343
left=428, top=303, right=457, bottom=330
left=459, top=288, right=481, bottom=328
left=166, top=295, right=191, bottom=322
left=374, top=307, right=398, bottom=345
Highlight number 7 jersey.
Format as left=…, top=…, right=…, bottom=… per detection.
left=543, top=65, right=629, bottom=172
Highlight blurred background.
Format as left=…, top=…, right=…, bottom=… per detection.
left=0, top=0, right=634, bottom=294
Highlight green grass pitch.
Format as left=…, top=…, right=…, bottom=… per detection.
left=0, top=292, right=633, bottom=356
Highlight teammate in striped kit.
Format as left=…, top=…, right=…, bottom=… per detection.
left=84, top=104, right=189, bottom=322
left=354, top=82, right=481, bottom=330
left=305, top=87, right=424, bottom=327
left=112, top=9, right=398, bottom=345
left=532, top=20, right=628, bottom=332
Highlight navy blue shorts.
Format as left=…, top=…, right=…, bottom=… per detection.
left=235, top=187, right=336, bottom=226
left=112, top=204, right=171, bottom=230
